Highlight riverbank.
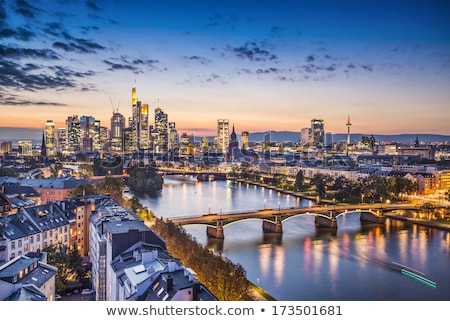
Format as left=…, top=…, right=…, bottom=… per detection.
left=232, top=178, right=450, bottom=232
left=384, top=213, right=450, bottom=232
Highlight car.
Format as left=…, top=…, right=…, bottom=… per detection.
left=81, top=289, right=95, bottom=295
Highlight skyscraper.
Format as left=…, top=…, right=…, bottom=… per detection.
left=311, top=119, right=324, bottom=147
left=154, top=107, right=168, bottom=153
left=45, top=120, right=55, bottom=156
left=217, top=119, right=229, bottom=155
left=66, top=115, right=81, bottom=153
left=111, top=110, right=125, bottom=151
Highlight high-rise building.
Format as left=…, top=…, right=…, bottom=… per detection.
left=80, top=116, right=96, bottom=152
left=311, top=119, right=324, bottom=147
left=66, top=115, right=81, bottom=153
left=56, top=128, right=67, bottom=153
left=241, top=131, right=249, bottom=150
left=110, top=110, right=125, bottom=151
left=0, top=141, right=12, bottom=155
left=300, top=127, right=312, bottom=146
left=45, top=120, right=55, bottom=156
left=155, top=107, right=168, bottom=153
left=217, top=119, right=229, bottom=155
left=168, top=122, right=178, bottom=152
left=131, top=85, right=150, bottom=150
left=18, top=140, right=33, bottom=156
left=228, top=124, right=238, bottom=160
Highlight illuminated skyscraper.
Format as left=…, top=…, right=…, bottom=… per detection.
left=111, top=110, right=125, bottom=151
left=168, top=122, right=178, bottom=151
left=131, top=84, right=150, bottom=150
left=45, top=120, right=55, bottom=156
left=155, top=107, right=168, bottom=153
left=311, top=119, right=324, bottom=147
left=217, top=119, right=229, bottom=155
left=66, top=115, right=81, bottom=153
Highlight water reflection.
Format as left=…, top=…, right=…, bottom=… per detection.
left=138, top=179, right=450, bottom=300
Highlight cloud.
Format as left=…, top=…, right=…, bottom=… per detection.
left=0, top=44, right=60, bottom=60
left=0, top=93, right=68, bottom=106
left=227, top=40, right=277, bottom=62
left=52, top=38, right=105, bottom=54
left=104, top=56, right=162, bottom=74
left=0, top=26, right=35, bottom=41
left=182, top=55, right=211, bottom=65
left=14, top=0, right=42, bottom=18
left=86, top=0, right=101, bottom=11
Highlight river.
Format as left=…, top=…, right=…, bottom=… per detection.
left=136, top=177, right=450, bottom=301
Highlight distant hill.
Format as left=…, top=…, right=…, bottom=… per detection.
left=243, top=131, right=450, bottom=145
left=1, top=127, right=449, bottom=146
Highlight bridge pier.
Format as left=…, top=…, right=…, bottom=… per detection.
left=314, top=215, right=337, bottom=228
left=262, top=220, right=283, bottom=234
left=360, top=211, right=386, bottom=224
left=206, top=226, right=224, bottom=239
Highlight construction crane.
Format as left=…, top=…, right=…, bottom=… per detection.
left=110, top=96, right=121, bottom=113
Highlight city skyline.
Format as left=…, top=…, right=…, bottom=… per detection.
left=1, top=0, right=450, bottom=136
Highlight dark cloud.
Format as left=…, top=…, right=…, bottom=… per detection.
left=14, top=0, right=41, bottom=18
left=0, top=44, right=60, bottom=60
left=256, top=68, right=280, bottom=74
left=306, top=55, right=315, bottom=63
left=0, top=0, right=6, bottom=21
left=361, top=64, right=373, bottom=72
left=50, top=65, right=96, bottom=78
left=86, top=1, right=100, bottom=11
left=0, top=59, right=77, bottom=91
left=182, top=55, right=211, bottom=65
left=103, top=56, right=162, bottom=74
left=227, top=41, right=277, bottom=62
left=52, top=38, right=105, bottom=54
left=0, top=94, right=68, bottom=106
left=0, top=27, right=34, bottom=40
left=103, top=59, right=142, bottom=74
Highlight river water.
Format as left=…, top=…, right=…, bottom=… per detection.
left=137, top=177, right=450, bottom=301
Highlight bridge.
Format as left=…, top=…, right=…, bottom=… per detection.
left=168, top=203, right=422, bottom=239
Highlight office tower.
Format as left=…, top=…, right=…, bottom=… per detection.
left=168, top=122, right=178, bottom=152
left=45, top=120, right=55, bottom=156
left=56, top=128, right=67, bottom=153
left=311, top=119, right=324, bottom=147
left=111, top=110, right=125, bottom=151
left=139, top=103, right=149, bottom=150
left=80, top=116, right=96, bottom=152
left=217, top=119, right=229, bottom=155
left=155, top=107, right=168, bottom=153
left=94, top=120, right=101, bottom=151
left=180, top=133, right=191, bottom=155
left=241, top=131, right=249, bottom=150
left=300, top=127, right=312, bottom=146
left=18, top=140, right=33, bottom=156
left=0, top=141, right=12, bottom=155
left=325, top=132, right=333, bottom=150
left=131, top=84, right=150, bottom=150
left=66, top=115, right=81, bottom=153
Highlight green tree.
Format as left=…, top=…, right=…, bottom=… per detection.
left=44, top=243, right=72, bottom=294
left=294, top=170, right=305, bottom=191
left=128, top=163, right=163, bottom=193
left=67, top=183, right=97, bottom=198
left=96, top=174, right=124, bottom=201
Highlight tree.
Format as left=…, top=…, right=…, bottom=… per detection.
left=310, top=173, right=333, bottom=198
left=96, top=174, right=124, bottom=201
left=128, top=163, right=163, bottom=194
left=294, top=170, right=305, bottom=191
left=0, top=167, right=17, bottom=177
left=67, top=183, right=97, bottom=198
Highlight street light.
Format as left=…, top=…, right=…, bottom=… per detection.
left=361, top=193, right=364, bottom=204
left=208, top=203, right=211, bottom=214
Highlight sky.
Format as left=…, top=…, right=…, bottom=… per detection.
left=1, top=0, right=450, bottom=138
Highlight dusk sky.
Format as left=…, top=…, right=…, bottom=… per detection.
left=1, top=0, right=449, bottom=137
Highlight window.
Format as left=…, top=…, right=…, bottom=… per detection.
left=30, top=236, right=34, bottom=244
left=11, top=241, right=15, bottom=250
left=37, top=234, right=40, bottom=242
left=18, top=240, right=22, bottom=248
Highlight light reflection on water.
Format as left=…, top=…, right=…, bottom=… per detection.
left=138, top=178, right=450, bottom=300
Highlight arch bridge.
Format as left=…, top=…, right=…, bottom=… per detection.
left=168, top=203, right=416, bottom=239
